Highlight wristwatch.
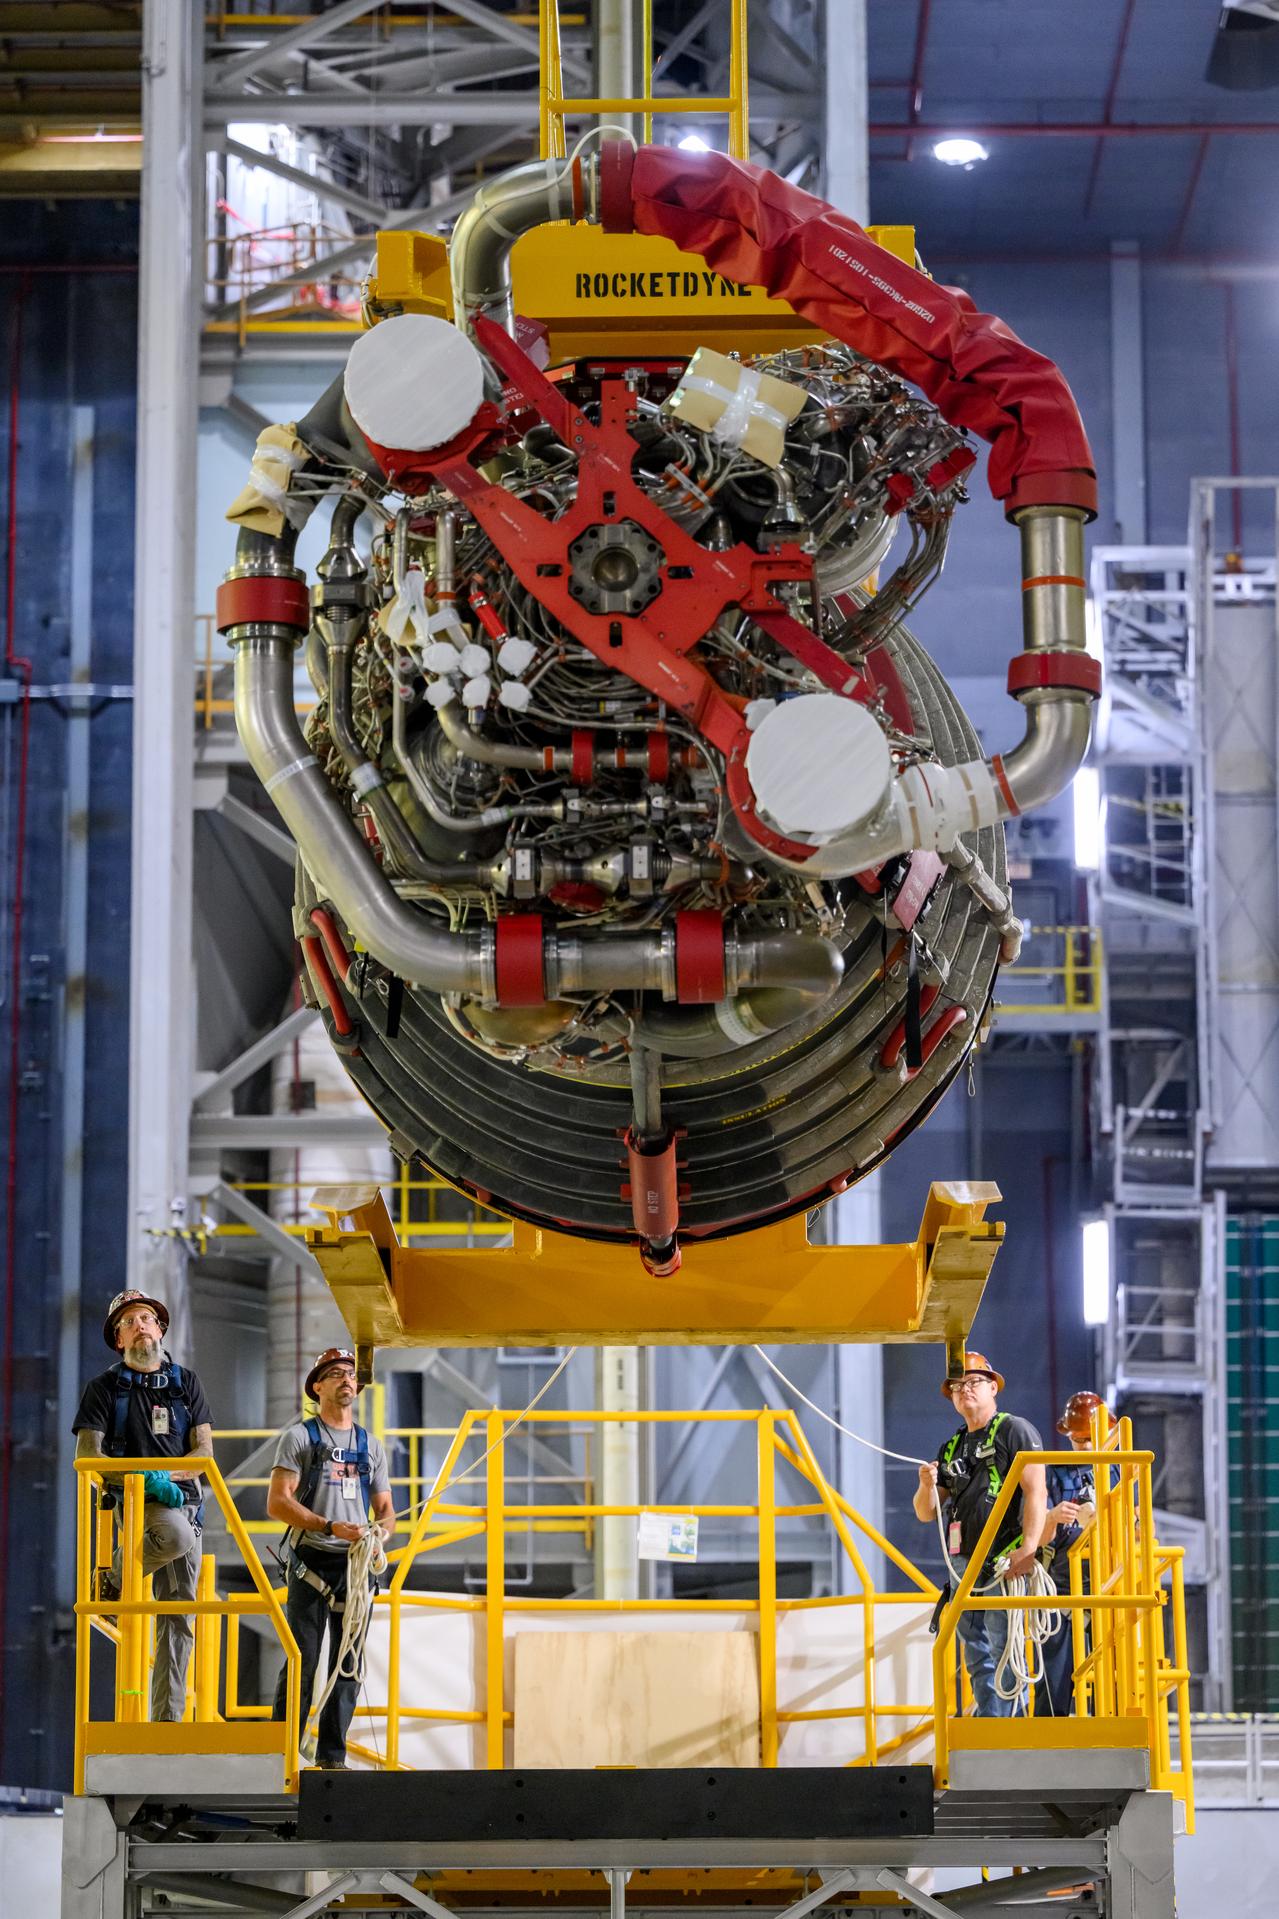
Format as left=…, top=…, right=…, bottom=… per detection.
left=322, top=1519, right=334, bottom=1538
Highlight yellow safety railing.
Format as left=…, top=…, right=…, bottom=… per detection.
left=74, top=1407, right=1192, bottom=1805
left=997, top=924, right=1103, bottom=1019
left=73, top=1455, right=301, bottom=1795
left=538, top=0, right=749, bottom=160
left=212, top=1395, right=594, bottom=1545
left=931, top=1410, right=1194, bottom=1828
left=208, top=1167, right=511, bottom=1245
left=365, top=1405, right=941, bottom=1772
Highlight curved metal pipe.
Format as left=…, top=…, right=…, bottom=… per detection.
left=636, top=982, right=836, bottom=1059
left=234, top=634, right=841, bottom=1002
left=450, top=154, right=598, bottom=337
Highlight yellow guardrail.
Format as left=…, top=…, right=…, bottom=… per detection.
left=73, top=1454, right=301, bottom=1795
left=538, top=0, right=749, bottom=160
left=931, top=1410, right=1194, bottom=1828
left=997, top=924, right=1103, bottom=1018
left=74, top=1406, right=1192, bottom=1805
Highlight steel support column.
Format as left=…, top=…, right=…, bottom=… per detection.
left=823, top=0, right=869, bottom=221
left=595, top=1345, right=640, bottom=1600
left=126, top=0, right=203, bottom=1351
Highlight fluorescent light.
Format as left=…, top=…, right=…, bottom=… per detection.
left=1073, top=766, right=1103, bottom=871
left=1082, top=1218, right=1112, bottom=1326
left=933, top=137, right=989, bottom=168
left=678, top=133, right=712, bottom=153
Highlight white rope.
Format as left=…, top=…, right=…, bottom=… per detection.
left=750, top=1346, right=928, bottom=1466
left=991, top=1557, right=1062, bottom=1704
left=306, top=1520, right=389, bottom=1742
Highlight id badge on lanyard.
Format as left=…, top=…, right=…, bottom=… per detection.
left=151, top=1403, right=170, bottom=1438
left=948, top=1519, right=962, bottom=1556
left=341, top=1473, right=359, bottom=1502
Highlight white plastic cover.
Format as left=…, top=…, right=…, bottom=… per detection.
left=343, top=313, right=485, bottom=453
left=497, top=635, right=538, bottom=677
left=462, top=674, right=493, bottom=708
left=498, top=679, right=533, bottom=711
left=745, top=693, right=893, bottom=843
left=422, top=640, right=463, bottom=675
left=459, top=643, right=491, bottom=678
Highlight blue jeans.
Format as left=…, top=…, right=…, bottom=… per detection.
left=954, top=1561, right=1024, bottom=1716
left=1033, top=1596, right=1077, bottom=1718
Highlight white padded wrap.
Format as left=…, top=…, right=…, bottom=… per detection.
left=344, top=313, right=485, bottom=452
left=745, top=694, right=893, bottom=843
left=895, top=758, right=1001, bottom=851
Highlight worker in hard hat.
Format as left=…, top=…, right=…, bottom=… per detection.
left=71, top=1290, right=214, bottom=1720
left=267, top=1348, right=395, bottom=1770
left=1033, top=1390, right=1107, bottom=1717
left=913, top=1352, right=1048, bottom=1716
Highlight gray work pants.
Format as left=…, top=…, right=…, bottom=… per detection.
left=112, top=1501, right=202, bottom=1721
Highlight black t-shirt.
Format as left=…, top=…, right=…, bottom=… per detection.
left=73, top=1360, right=213, bottom=1506
left=936, top=1411, right=1042, bottom=1572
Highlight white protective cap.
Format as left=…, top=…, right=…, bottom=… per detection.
left=498, top=678, right=533, bottom=711
left=458, top=643, right=492, bottom=678
left=425, top=679, right=457, bottom=709
left=497, top=635, right=538, bottom=678
left=463, top=674, right=493, bottom=709
left=343, top=313, right=486, bottom=453
left=744, top=693, right=894, bottom=844
left=422, top=640, right=463, bottom=676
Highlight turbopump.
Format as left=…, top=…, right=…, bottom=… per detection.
left=220, top=143, right=1099, bottom=1274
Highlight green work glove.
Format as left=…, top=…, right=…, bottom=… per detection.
left=142, top=1470, right=185, bottom=1509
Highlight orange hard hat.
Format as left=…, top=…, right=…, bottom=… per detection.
left=941, top=1350, right=1005, bottom=1399
left=1058, top=1389, right=1106, bottom=1436
left=305, top=1347, right=358, bottom=1400
left=103, top=1289, right=170, bottom=1352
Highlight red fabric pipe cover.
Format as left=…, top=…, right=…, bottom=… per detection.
left=600, top=144, right=1096, bottom=521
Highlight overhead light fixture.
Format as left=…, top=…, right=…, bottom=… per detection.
left=1072, top=766, right=1103, bottom=871
left=678, top=133, right=712, bottom=153
left=1082, top=1218, right=1112, bottom=1326
left=932, top=137, right=989, bottom=169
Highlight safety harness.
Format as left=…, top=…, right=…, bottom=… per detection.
left=284, top=1417, right=373, bottom=1613
left=103, top=1359, right=203, bottom=1522
left=939, top=1410, right=1023, bottom=1559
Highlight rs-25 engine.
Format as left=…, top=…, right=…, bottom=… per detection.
left=220, top=143, right=1099, bottom=1272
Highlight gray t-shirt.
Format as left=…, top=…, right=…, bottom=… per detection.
left=273, top=1419, right=390, bottom=1552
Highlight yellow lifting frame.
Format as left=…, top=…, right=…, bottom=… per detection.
left=303, top=1179, right=1004, bottom=1368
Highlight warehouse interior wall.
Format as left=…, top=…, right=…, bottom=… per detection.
left=3, top=195, right=1276, bottom=1785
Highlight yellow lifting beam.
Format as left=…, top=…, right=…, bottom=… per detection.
left=303, top=1179, right=1003, bottom=1369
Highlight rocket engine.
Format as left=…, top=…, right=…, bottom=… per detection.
left=220, top=144, right=1098, bottom=1271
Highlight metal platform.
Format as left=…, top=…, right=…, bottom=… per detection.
left=61, top=1765, right=1176, bottom=1918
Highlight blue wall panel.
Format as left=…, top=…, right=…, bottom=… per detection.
left=0, top=205, right=137, bottom=1790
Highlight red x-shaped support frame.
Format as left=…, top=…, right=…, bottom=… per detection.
left=390, top=316, right=894, bottom=865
